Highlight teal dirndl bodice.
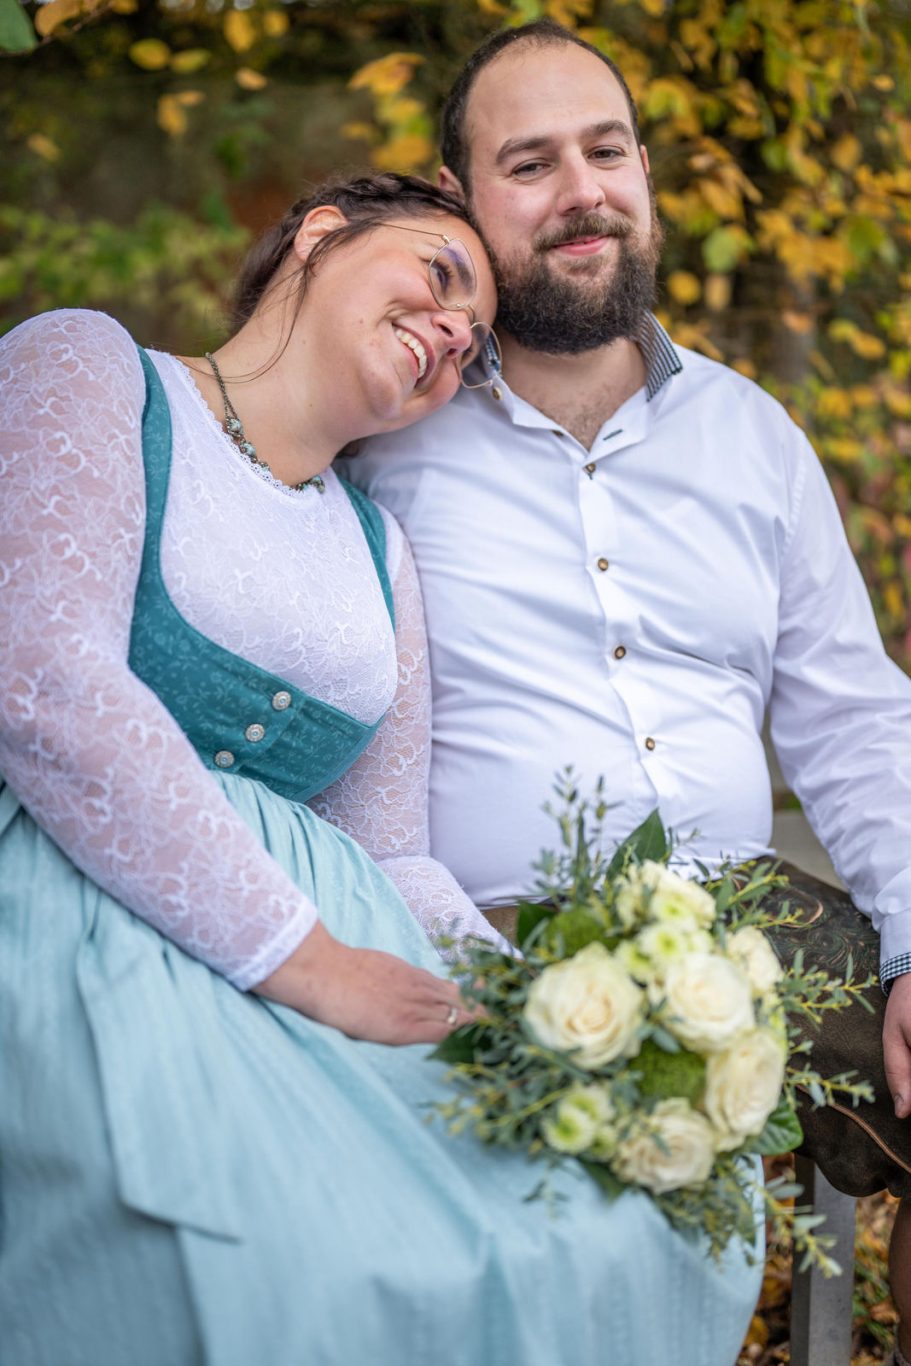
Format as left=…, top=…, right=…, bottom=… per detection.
left=127, top=346, right=395, bottom=803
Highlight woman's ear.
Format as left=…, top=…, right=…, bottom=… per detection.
left=291, top=205, right=348, bottom=263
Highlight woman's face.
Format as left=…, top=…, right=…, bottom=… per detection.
left=299, top=211, right=497, bottom=438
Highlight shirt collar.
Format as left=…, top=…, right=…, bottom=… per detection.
left=635, top=313, right=683, bottom=401
left=486, top=312, right=682, bottom=410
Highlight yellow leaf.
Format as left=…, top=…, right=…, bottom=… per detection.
left=110, top=0, right=138, bottom=11
left=816, top=388, right=853, bottom=420
left=699, top=180, right=743, bottom=220
left=884, top=582, right=904, bottom=620
left=850, top=385, right=878, bottom=409
left=175, top=90, right=204, bottom=108
left=475, top=0, right=507, bottom=13
left=350, top=53, right=424, bottom=98
left=171, top=49, right=211, bottom=74
left=733, top=358, right=757, bottom=379
left=236, top=67, right=268, bottom=91
left=639, top=0, right=665, bottom=15
left=832, top=134, right=861, bottom=172
left=704, top=274, right=731, bottom=312
left=873, top=74, right=894, bottom=92
left=894, top=514, right=911, bottom=536
left=342, top=122, right=377, bottom=144
left=667, top=271, right=701, bottom=306
left=263, top=9, right=289, bottom=38
left=129, top=38, right=172, bottom=71
left=852, top=331, right=887, bottom=361
left=782, top=311, right=814, bottom=335
left=743, top=1313, right=769, bottom=1349
left=826, top=437, right=864, bottom=462
left=26, top=132, right=61, bottom=162
left=383, top=97, right=424, bottom=123
left=224, top=9, right=256, bottom=54
left=35, top=0, right=82, bottom=37
left=886, top=390, right=911, bottom=418
left=157, top=94, right=188, bottom=138
left=372, top=133, right=433, bottom=173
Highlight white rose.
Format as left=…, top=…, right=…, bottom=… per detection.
left=704, top=1028, right=786, bottom=1151
left=646, top=864, right=717, bottom=929
left=615, top=866, right=652, bottom=929
left=635, top=921, right=693, bottom=974
left=662, top=952, right=755, bottom=1053
left=613, top=1099, right=716, bottom=1194
left=542, top=1084, right=614, bottom=1155
left=616, top=861, right=716, bottom=932
left=727, top=926, right=783, bottom=998
left=524, top=943, right=645, bottom=1069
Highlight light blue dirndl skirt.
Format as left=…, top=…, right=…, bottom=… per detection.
left=0, top=773, right=762, bottom=1366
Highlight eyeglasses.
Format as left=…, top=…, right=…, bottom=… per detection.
left=379, top=221, right=502, bottom=390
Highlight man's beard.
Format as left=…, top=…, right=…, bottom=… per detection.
left=488, top=210, right=663, bottom=356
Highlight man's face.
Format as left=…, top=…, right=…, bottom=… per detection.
left=448, top=42, right=661, bottom=354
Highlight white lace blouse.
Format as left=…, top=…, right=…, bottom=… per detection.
left=0, top=309, right=505, bottom=989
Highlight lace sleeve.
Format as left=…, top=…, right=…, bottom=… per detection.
left=0, top=310, right=316, bottom=990
left=310, top=522, right=513, bottom=958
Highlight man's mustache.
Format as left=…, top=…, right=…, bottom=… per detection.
left=533, top=215, right=633, bottom=252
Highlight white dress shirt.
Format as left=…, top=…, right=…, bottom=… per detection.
left=345, top=321, right=911, bottom=978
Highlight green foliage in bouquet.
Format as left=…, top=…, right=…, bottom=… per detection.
left=432, top=773, right=876, bottom=1275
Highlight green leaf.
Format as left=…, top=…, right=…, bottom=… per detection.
left=0, top=0, right=36, bottom=52
left=579, top=1158, right=623, bottom=1200
left=516, top=900, right=555, bottom=949
left=429, top=1024, right=487, bottom=1065
left=606, top=809, right=668, bottom=877
left=751, top=1098, right=804, bottom=1155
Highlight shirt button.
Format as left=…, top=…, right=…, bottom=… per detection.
left=613, top=644, right=626, bottom=659
left=584, top=462, right=597, bottom=475
left=271, top=690, right=292, bottom=711
left=245, top=723, right=266, bottom=743
left=645, top=736, right=656, bottom=751
left=214, top=750, right=235, bottom=768
left=597, top=557, right=610, bottom=573
left=491, top=386, right=503, bottom=401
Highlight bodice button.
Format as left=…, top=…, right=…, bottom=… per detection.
left=245, top=723, right=266, bottom=743
left=272, top=691, right=292, bottom=711
left=214, top=750, right=235, bottom=768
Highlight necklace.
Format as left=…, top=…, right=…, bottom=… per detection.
left=204, top=352, right=325, bottom=495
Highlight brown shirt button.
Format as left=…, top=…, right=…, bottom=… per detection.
left=597, top=557, right=610, bottom=572
left=491, top=386, right=503, bottom=401
left=613, top=645, right=626, bottom=660
left=645, top=736, right=656, bottom=751
left=584, top=462, right=597, bottom=475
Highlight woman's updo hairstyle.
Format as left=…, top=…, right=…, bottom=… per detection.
left=230, top=172, right=472, bottom=333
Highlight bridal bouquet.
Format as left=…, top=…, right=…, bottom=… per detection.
left=432, top=776, right=875, bottom=1273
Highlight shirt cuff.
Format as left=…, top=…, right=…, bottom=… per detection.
left=880, top=952, right=911, bottom=994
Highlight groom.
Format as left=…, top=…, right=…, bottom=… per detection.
left=347, top=18, right=911, bottom=1347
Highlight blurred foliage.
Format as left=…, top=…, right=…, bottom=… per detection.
left=3, top=0, right=910, bottom=664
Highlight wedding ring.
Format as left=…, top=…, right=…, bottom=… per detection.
left=444, top=1004, right=459, bottom=1027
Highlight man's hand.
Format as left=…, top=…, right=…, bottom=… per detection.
left=883, top=972, right=911, bottom=1119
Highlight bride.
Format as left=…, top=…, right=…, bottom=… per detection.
left=0, top=171, right=760, bottom=1365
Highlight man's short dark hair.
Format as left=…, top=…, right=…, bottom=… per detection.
left=440, top=19, right=642, bottom=192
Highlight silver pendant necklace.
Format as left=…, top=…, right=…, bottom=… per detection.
left=205, top=352, right=325, bottom=494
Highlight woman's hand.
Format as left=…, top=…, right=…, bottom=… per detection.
left=254, top=922, right=477, bottom=1045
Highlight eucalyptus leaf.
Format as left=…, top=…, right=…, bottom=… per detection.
left=579, top=1159, right=623, bottom=1200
